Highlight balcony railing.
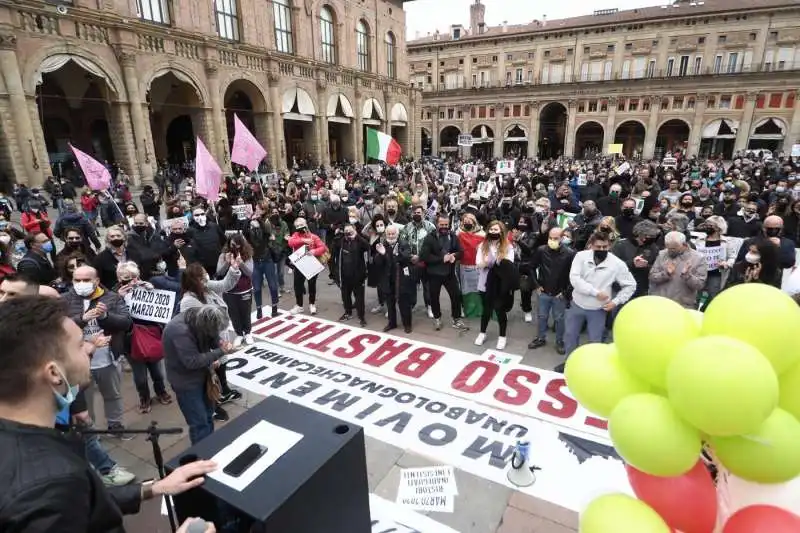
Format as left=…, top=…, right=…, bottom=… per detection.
left=423, top=62, right=800, bottom=94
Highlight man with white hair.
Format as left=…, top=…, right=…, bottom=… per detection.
left=649, top=231, right=707, bottom=309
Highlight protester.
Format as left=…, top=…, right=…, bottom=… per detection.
left=287, top=217, right=328, bottom=315
left=649, top=232, right=708, bottom=308
left=474, top=221, right=515, bottom=349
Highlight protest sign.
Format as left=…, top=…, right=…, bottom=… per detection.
left=426, top=199, right=440, bottom=222
left=289, top=245, right=326, bottom=280
left=662, top=156, right=678, bottom=169
left=792, top=144, right=800, bottom=158
left=444, top=172, right=462, bottom=186
left=163, top=216, right=188, bottom=236
left=477, top=181, right=492, bottom=199
left=457, top=135, right=474, bottom=147
left=397, top=466, right=457, bottom=512
left=225, top=230, right=241, bottom=238
left=232, top=204, right=254, bottom=220
left=556, top=212, right=576, bottom=229
left=576, top=174, right=587, bottom=186
left=125, top=288, right=176, bottom=324
left=614, top=162, right=631, bottom=175
left=461, top=164, right=478, bottom=179
left=701, top=245, right=725, bottom=270
left=607, top=144, right=623, bottom=155
left=495, top=160, right=515, bottom=175
left=481, top=349, right=523, bottom=366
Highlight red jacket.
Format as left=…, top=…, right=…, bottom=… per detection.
left=287, top=231, right=327, bottom=257
left=20, top=212, right=52, bottom=238
left=81, top=195, right=99, bottom=213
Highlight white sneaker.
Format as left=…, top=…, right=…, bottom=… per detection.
left=496, top=337, right=507, bottom=350
left=371, top=304, right=385, bottom=314
left=289, top=305, right=304, bottom=315
left=244, top=334, right=254, bottom=345
left=233, top=336, right=243, bottom=348
left=524, top=312, right=533, bottom=323
left=427, top=306, right=434, bottom=319
left=474, top=333, right=486, bottom=346
left=309, top=304, right=317, bottom=315
left=102, top=465, right=136, bottom=487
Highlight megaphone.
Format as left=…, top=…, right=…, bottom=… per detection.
left=506, top=441, right=540, bottom=488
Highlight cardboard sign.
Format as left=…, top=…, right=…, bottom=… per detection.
left=496, top=160, right=515, bottom=175
left=615, top=162, right=631, bottom=175
left=477, top=181, right=492, bottom=199
left=791, top=144, right=800, bottom=158
left=701, top=245, right=725, bottom=270
left=289, top=245, right=325, bottom=280
left=461, top=164, right=478, bottom=179
left=426, top=199, right=440, bottom=222
left=576, top=174, right=587, bottom=187
left=444, top=172, right=462, bottom=186
left=457, top=135, right=474, bottom=147
left=607, top=144, right=623, bottom=155
left=124, top=288, right=176, bottom=324
left=232, top=204, right=254, bottom=220
left=163, top=216, right=188, bottom=236
left=556, top=212, right=576, bottom=229
left=662, top=157, right=678, bottom=169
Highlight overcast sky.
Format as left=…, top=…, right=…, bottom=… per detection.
left=404, top=0, right=670, bottom=40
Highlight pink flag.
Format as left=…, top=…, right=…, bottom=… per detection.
left=195, top=137, right=222, bottom=203
left=69, top=144, right=111, bottom=191
left=230, top=114, right=267, bottom=172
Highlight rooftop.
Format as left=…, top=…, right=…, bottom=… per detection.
left=407, top=0, right=799, bottom=46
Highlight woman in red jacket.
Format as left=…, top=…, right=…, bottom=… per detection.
left=287, top=217, right=328, bottom=315
left=20, top=201, right=53, bottom=238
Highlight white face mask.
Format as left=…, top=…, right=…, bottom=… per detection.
left=0, top=235, right=10, bottom=246
left=375, top=225, right=385, bottom=234
left=745, top=252, right=761, bottom=265
left=194, top=215, right=207, bottom=227
left=74, top=281, right=95, bottom=297
left=349, top=217, right=359, bottom=224
left=156, top=261, right=167, bottom=272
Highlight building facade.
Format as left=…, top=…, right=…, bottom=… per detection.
left=408, top=0, right=800, bottom=161
left=0, top=0, right=419, bottom=187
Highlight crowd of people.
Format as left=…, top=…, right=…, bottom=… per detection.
left=0, top=148, right=799, bottom=531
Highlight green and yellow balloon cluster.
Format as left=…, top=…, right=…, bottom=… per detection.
left=566, top=285, right=800, bottom=532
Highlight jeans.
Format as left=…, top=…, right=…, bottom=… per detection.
left=85, top=363, right=124, bottom=427
left=75, top=418, right=116, bottom=475
left=564, top=304, right=608, bottom=356
left=537, top=293, right=566, bottom=344
left=252, top=259, right=279, bottom=308
left=175, top=386, right=214, bottom=445
left=128, top=356, right=167, bottom=401
left=275, top=252, right=286, bottom=289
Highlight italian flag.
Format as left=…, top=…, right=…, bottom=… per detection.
left=366, top=128, right=402, bottom=165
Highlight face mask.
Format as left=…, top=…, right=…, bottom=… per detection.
left=109, top=239, right=125, bottom=248
left=438, top=227, right=450, bottom=235
left=386, top=237, right=398, bottom=245
left=0, top=221, right=7, bottom=230
left=562, top=237, right=572, bottom=245
left=74, top=281, right=95, bottom=297
left=310, top=195, right=318, bottom=202
left=195, top=215, right=207, bottom=227
left=412, top=214, right=423, bottom=223
left=548, top=239, right=560, bottom=250
left=375, top=225, right=385, bottom=234
left=609, top=191, right=620, bottom=198
left=298, top=227, right=309, bottom=233
left=765, top=227, right=781, bottom=238
left=365, top=200, right=374, bottom=207
left=133, top=225, right=147, bottom=234
left=41, top=241, right=54, bottom=254
left=487, top=232, right=500, bottom=240
left=593, top=250, right=608, bottom=263
left=667, top=249, right=681, bottom=258
left=776, top=186, right=786, bottom=193
left=534, top=207, right=546, bottom=214
left=463, top=223, right=474, bottom=231
left=156, top=260, right=167, bottom=272
left=621, top=208, right=635, bottom=217
left=745, top=252, right=761, bottom=264
left=584, top=208, right=596, bottom=216
left=52, top=365, right=79, bottom=411
left=349, top=217, right=359, bottom=224
left=387, top=208, right=397, bottom=216
left=0, top=235, right=10, bottom=246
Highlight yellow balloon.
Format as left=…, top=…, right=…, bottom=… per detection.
left=565, top=343, right=651, bottom=418
left=667, top=336, right=779, bottom=436
left=703, top=284, right=800, bottom=375
left=609, top=393, right=702, bottom=476
left=580, top=493, right=671, bottom=533
left=711, top=409, right=800, bottom=484
left=779, top=362, right=800, bottom=420
left=614, top=296, right=700, bottom=389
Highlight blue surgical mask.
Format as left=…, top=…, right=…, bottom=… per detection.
left=41, top=241, right=54, bottom=254
left=52, top=366, right=79, bottom=411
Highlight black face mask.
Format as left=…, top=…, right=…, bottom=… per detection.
left=621, top=208, right=635, bottom=217
left=270, top=215, right=280, bottom=224
left=109, top=239, right=125, bottom=248
left=681, top=203, right=693, bottom=209
left=463, top=223, right=474, bottom=231
left=66, top=241, right=81, bottom=248
left=412, top=214, right=423, bottom=223
left=170, top=233, right=185, bottom=242
left=487, top=233, right=500, bottom=240
left=765, top=227, right=781, bottom=238
left=133, top=225, right=147, bottom=234
left=438, top=227, right=450, bottom=235
left=387, top=208, right=397, bottom=216
left=593, top=250, right=609, bottom=263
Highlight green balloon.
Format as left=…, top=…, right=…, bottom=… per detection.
left=779, top=363, right=800, bottom=421
left=711, top=409, right=800, bottom=484
left=703, top=283, right=800, bottom=375
left=614, top=296, right=700, bottom=389
left=667, top=336, right=779, bottom=436
left=566, top=343, right=651, bottom=418
left=580, top=493, right=671, bottom=533
left=609, top=393, right=702, bottom=477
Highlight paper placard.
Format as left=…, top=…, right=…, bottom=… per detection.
left=461, top=164, right=478, bottom=179
left=607, top=144, right=623, bottom=155
left=398, top=466, right=458, bottom=499
left=496, top=160, right=515, bottom=175
left=457, top=134, right=474, bottom=147
left=701, top=245, right=725, bottom=270
left=206, top=420, right=303, bottom=492
left=259, top=173, right=278, bottom=186
left=633, top=198, right=646, bottom=216
left=662, top=157, right=678, bottom=168
left=481, top=349, right=523, bottom=366
left=477, top=181, right=491, bottom=199
left=225, top=230, right=241, bottom=238
left=426, top=199, right=439, bottom=222
left=576, top=174, right=587, bottom=186
left=289, top=245, right=326, bottom=280
left=124, top=288, right=176, bottom=325
left=232, top=204, right=253, bottom=220
left=163, top=216, right=188, bottom=236
left=792, top=144, right=800, bottom=158
left=444, top=172, right=462, bottom=186
left=615, top=162, right=631, bottom=175
left=556, top=212, right=576, bottom=229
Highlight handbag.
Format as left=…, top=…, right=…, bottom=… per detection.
left=205, top=368, right=222, bottom=403
left=318, top=250, right=331, bottom=265
left=130, top=323, right=163, bottom=363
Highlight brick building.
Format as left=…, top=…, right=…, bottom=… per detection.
left=408, top=0, right=800, bottom=161
left=0, top=0, right=418, bottom=187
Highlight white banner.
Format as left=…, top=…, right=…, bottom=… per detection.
left=124, top=288, right=175, bottom=324
left=444, top=172, right=462, bottom=186
left=792, top=144, right=800, bottom=158
left=662, top=157, right=677, bottom=169
left=457, top=135, right=474, bottom=147
left=232, top=204, right=254, bottom=220
left=495, top=160, right=515, bottom=175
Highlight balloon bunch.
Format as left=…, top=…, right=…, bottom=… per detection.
left=565, top=284, right=800, bottom=533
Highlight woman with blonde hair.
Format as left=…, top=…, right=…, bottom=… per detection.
left=457, top=212, right=485, bottom=318
left=474, top=220, right=515, bottom=350
left=595, top=216, right=620, bottom=247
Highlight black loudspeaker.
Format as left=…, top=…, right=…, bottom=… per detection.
left=166, top=396, right=371, bottom=533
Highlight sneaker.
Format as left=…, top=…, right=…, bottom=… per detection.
left=528, top=338, right=546, bottom=350
left=108, top=424, right=134, bottom=441
left=289, top=305, right=304, bottom=314
left=309, top=304, right=317, bottom=315
left=524, top=312, right=533, bottom=323
left=328, top=279, right=336, bottom=285
left=496, top=337, right=507, bottom=350
left=102, top=465, right=136, bottom=487
left=339, top=313, right=352, bottom=322
left=156, top=392, right=173, bottom=405
left=404, top=326, right=413, bottom=333
left=474, top=333, right=486, bottom=346
left=138, top=398, right=152, bottom=414
left=452, top=319, right=468, bottom=330
left=245, top=334, right=254, bottom=345
left=233, top=336, right=243, bottom=348
left=220, top=389, right=243, bottom=404
left=553, top=362, right=566, bottom=374
left=214, top=405, right=230, bottom=422
left=427, top=306, right=434, bottom=319
left=434, top=318, right=442, bottom=331
left=371, top=304, right=385, bottom=314
left=359, top=319, right=367, bottom=327
left=556, top=342, right=566, bottom=356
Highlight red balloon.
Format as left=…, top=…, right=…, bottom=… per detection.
left=723, top=505, right=800, bottom=533
left=626, top=460, right=717, bottom=533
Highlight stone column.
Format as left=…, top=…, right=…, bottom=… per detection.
left=603, top=97, right=618, bottom=151
left=431, top=105, right=440, bottom=156
left=564, top=99, right=578, bottom=157
left=107, top=102, right=139, bottom=186
left=26, top=99, right=50, bottom=181
left=316, top=76, right=330, bottom=167
left=493, top=104, right=503, bottom=158
left=253, top=112, right=273, bottom=171
left=529, top=102, right=540, bottom=158
left=734, top=92, right=757, bottom=153
left=643, top=96, right=660, bottom=159
left=116, top=47, right=154, bottom=185
left=687, top=95, right=708, bottom=157
left=204, top=61, right=228, bottom=169
left=786, top=90, right=800, bottom=153
left=267, top=71, right=286, bottom=172
left=353, top=82, right=364, bottom=164
left=0, top=34, right=46, bottom=186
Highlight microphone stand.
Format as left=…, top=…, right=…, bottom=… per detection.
left=78, top=421, right=183, bottom=533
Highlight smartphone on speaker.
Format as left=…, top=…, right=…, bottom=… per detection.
left=222, top=444, right=268, bottom=477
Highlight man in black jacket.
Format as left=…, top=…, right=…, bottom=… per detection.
left=16, top=232, right=57, bottom=286
left=187, top=206, right=225, bottom=277
left=614, top=197, right=644, bottom=241
left=612, top=220, right=662, bottom=300
left=338, top=223, right=370, bottom=326
left=0, top=296, right=217, bottom=532
left=420, top=214, right=467, bottom=331
left=127, top=214, right=169, bottom=279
